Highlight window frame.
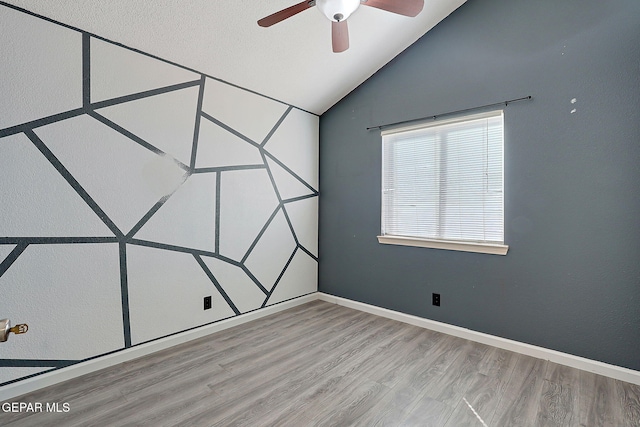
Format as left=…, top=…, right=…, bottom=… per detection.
left=377, top=110, right=509, bottom=256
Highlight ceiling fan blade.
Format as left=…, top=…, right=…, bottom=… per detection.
left=361, top=0, right=424, bottom=17
left=332, top=20, right=349, bottom=53
left=258, top=1, right=314, bottom=27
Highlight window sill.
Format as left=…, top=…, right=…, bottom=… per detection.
left=377, top=235, right=509, bottom=255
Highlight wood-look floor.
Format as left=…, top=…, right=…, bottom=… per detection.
left=1, top=300, right=639, bottom=426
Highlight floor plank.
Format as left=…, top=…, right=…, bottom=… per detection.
left=422, top=340, right=490, bottom=406
left=400, top=395, right=454, bottom=427
left=579, top=370, right=626, bottom=427
left=617, top=380, right=640, bottom=426
left=535, top=363, right=580, bottom=426
left=491, top=355, right=549, bottom=426
left=443, top=375, right=503, bottom=427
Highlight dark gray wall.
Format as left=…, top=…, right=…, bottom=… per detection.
left=319, top=0, right=640, bottom=370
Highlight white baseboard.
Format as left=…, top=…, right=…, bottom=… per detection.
left=3, top=291, right=639, bottom=402
left=317, top=293, right=640, bottom=386
left=0, top=294, right=317, bottom=402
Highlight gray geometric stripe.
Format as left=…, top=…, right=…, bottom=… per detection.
left=262, top=247, right=298, bottom=308
left=25, top=129, right=124, bottom=239
left=190, top=75, right=207, bottom=170
left=0, top=243, right=28, bottom=279
left=193, top=254, right=241, bottom=315
left=261, top=106, right=293, bottom=147
left=89, top=111, right=191, bottom=171
left=119, top=242, right=132, bottom=348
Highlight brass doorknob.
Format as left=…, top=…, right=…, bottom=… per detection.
left=0, top=319, right=28, bottom=342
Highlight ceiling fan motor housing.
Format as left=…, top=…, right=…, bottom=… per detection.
left=316, top=0, right=360, bottom=22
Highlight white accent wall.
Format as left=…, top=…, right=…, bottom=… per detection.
left=0, top=3, right=318, bottom=388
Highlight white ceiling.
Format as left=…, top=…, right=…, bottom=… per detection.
left=4, top=0, right=465, bottom=115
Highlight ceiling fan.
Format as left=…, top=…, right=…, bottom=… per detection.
left=258, top=0, right=424, bottom=53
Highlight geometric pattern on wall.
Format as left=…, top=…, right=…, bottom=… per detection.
left=200, top=256, right=267, bottom=314
left=244, top=209, right=298, bottom=292
left=218, top=169, right=280, bottom=261
left=201, top=77, right=289, bottom=144
left=134, top=173, right=217, bottom=252
left=0, top=244, right=125, bottom=360
left=89, top=37, right=199, bottom=103
left=265, top=157, right=316, bottom=201
left=0, top=3, right=318, bottom=388
left=0, top=245, right=16, bottom=265
left=0, top=5, right=82, bottom=130
left=264, top=107, right=320, bottom=192
left=0, top=133, right=115, bottom=238
left=267, top=249, right=319, bottom=306
left=33, top=114, right=189, bottom=236
left=125, top=245, right=236, bottom=346
left=96, top=87, right=201, bottom=167
left=195, top=118, right=264, bottom=169
left=285, top=196, right=319, bottom=258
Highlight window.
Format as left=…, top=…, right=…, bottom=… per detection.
left=378, top=110, right=508, bottom=255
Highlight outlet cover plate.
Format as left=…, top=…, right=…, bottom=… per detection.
left=432, top=293, right=440, bottom=307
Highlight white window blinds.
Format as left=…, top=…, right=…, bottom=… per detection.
left=381, top=110, right=504, bottom=245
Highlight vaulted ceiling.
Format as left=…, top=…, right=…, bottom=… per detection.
left=4, top=0, right=465, bottom=114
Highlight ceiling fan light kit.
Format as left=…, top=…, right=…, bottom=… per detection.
left=316, top=0, right=360, bottom=22
left=258, top=0, right=424, bottom=53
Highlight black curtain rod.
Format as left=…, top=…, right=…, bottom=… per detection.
left=366, top=95, right=533, bottom=131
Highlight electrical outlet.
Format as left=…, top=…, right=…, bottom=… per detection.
left=204, top=296, right=212, bottom=310
left=432, top=293, right=440, bottom=307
